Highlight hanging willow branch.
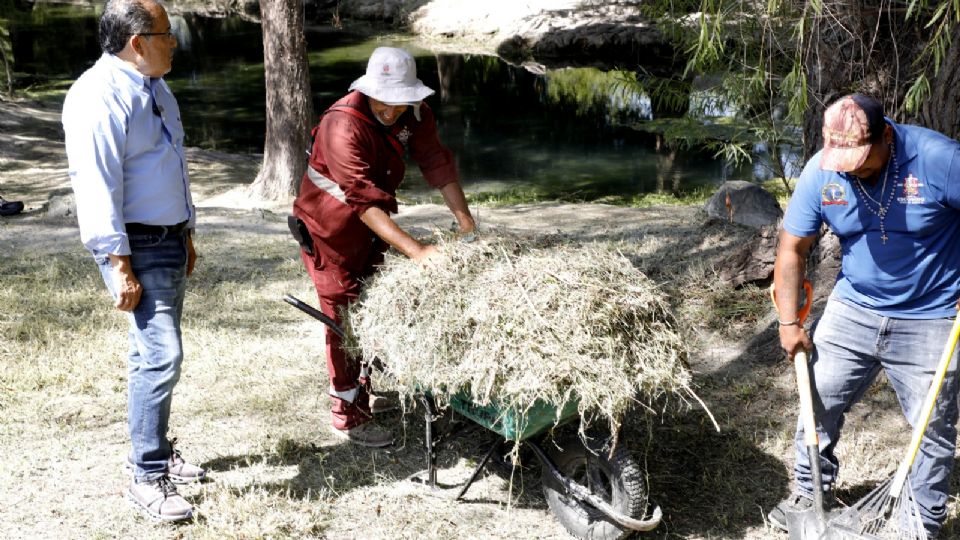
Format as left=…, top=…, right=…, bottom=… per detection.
left=633, top=0, right=960, bottom=167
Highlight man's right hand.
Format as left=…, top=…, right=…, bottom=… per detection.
left=779, top=324, right=813, bottom=359
left=108, top=254, right=142, bottom=311
left=411, top=244, right=441, bottom=266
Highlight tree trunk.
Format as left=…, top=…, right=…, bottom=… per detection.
left=915, top=22, right=960, bottom=140
left=799, top=1, right=960, bottom=157
left=250, top=0, right=313, bottom=200
left=0, top=22, right=14, bottom=99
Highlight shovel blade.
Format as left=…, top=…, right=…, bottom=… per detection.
left=787, top=508, right=826, bottom=540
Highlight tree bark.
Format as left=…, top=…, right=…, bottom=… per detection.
left=915, top=22, right=960, bottom=139
left=800, top=1, right=960, bottom=157
left=0, top=22, right=14, bottom=99
left=251, top=0, right=313, bottom=200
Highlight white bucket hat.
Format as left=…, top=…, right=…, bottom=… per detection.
left=349, top=47, right=434, bottom=120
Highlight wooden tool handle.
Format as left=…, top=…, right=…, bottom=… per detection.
left=794, top=350, right=819, bottom=447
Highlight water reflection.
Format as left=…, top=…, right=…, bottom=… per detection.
left=5, top=6, right=784, bottom=201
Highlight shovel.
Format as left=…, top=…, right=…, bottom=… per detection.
left=785, top=348, right=838, bottom=540
left=770, top=281, right=836, bottom=539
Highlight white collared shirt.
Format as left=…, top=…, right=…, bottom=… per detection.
left=62, top=53, right=194, bottom=255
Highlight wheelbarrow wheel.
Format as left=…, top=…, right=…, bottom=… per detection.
left=542, top=435, right=648, bottom=540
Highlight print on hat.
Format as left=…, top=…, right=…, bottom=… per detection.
left=349, top=47, right=435, bottom=121
left=820, top=96, right=873, bottom=172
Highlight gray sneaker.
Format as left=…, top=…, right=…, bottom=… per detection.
left=768, top=492, right=837, bottom=531
left=127, top=475, right=194, bottom=522
left=330, top=421, right=394, bottom=448
left=125, top=439, right=206, bottom=484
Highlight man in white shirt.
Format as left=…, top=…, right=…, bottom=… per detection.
left=62, top=0, right=204, bottom=522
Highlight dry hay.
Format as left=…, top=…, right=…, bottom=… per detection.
left=344, top=235, right=701, bottom=436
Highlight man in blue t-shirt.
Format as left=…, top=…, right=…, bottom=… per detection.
left=768, top=93, right=960, bottom=539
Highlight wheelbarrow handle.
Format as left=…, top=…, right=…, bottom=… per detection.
left=282, top=294, right=345, bottom=339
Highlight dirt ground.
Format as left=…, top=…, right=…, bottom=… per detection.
left=1, top=97, right=954, bottom=540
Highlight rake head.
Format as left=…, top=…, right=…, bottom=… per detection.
left=824, top=478, right=929, bottom=540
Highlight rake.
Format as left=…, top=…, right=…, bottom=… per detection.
left=823, top=314, right=960, bottom=540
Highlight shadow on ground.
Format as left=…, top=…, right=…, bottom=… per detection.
left=201, top=403, right=553, bottom=511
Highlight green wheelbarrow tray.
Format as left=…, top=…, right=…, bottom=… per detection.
left=283, top=293, right=663, bottom=538
left=445, top=389, right=581, bottom=442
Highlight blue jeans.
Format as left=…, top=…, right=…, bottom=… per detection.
left=95, top=229, right=188, bottom=482
left=795, top=298, right=960, bottom=537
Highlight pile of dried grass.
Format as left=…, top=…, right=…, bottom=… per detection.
left=344, top=235, right=702, bottom=435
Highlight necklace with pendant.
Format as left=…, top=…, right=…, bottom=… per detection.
left=852, top=142, right=899, bottom=244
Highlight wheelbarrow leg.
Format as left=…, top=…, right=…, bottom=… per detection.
left=457, top=438, right=503, bottom=500
left=417, top=393, right=439, bottom=488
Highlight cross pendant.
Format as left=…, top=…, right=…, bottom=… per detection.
left=881, top=233, right=889, bottom=244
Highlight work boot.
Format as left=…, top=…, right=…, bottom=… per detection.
left=126, top=475, right=194, bottom=522
left=125, top=438, right=206, bottom=484
left=0, top=196, right=24, bottom=216
left=330, top=421, right=394, bottom=448
left=768, top=491, right=837, bottom=531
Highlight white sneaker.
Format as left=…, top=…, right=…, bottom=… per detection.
left=124, top=438, right=206, bottom=484
left=126, top=475, right=194, bottom=522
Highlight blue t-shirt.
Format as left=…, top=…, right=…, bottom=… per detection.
left=783, top=120, right=960, bottom=318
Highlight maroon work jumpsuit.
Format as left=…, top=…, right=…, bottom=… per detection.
left=292, top=91, right=458, bottom=429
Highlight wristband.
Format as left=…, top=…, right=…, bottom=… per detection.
left=778, top=318, right=801, bottom=327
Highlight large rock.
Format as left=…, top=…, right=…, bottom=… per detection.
left=403, top=0, right=676, bottom=71
left=704, top=181, right=782, bottom=229
left=717, top=222, right=779, bottom=287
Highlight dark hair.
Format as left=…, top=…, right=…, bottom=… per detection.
left=848, top=93, right=887, bottom=143
left=99, top=0, right=156, bottom=55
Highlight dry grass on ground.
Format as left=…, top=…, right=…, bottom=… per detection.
left=3, top=98, right=960, bottom=539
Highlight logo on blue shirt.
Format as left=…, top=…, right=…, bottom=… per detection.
left=821, top=182, right=848, bottom=206
left=898, top=173, right=925, bottom=204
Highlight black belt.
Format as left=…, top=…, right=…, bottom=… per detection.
left=125, top=220, right=189, bottom=235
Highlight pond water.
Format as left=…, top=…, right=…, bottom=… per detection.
left=4, top=3, right=795, bottom=201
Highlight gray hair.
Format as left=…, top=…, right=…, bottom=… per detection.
left=99, top=0, right=157, bottom=54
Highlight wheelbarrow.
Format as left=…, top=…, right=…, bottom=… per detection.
left=283, top=293, right=663, bottom=539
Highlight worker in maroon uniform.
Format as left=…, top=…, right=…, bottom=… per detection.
left=291, top=47, right=476, bottom=447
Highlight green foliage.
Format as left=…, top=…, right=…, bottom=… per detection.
left=900, top=0, right=959, bottom=110
left=543, top=67, right=648, bottom=123
left=781, top=60, right=807, bottom=126
left=627, top=0, right=959, bottom=188
left=461, top=185, right=714, bottom=208
left=624, top=0, right=807, bottom=195
left=618, top=186, right=715, bottom=208
left=904, top=74, right=931, bottom=114
left=684, top=4, right=726, bottom=75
